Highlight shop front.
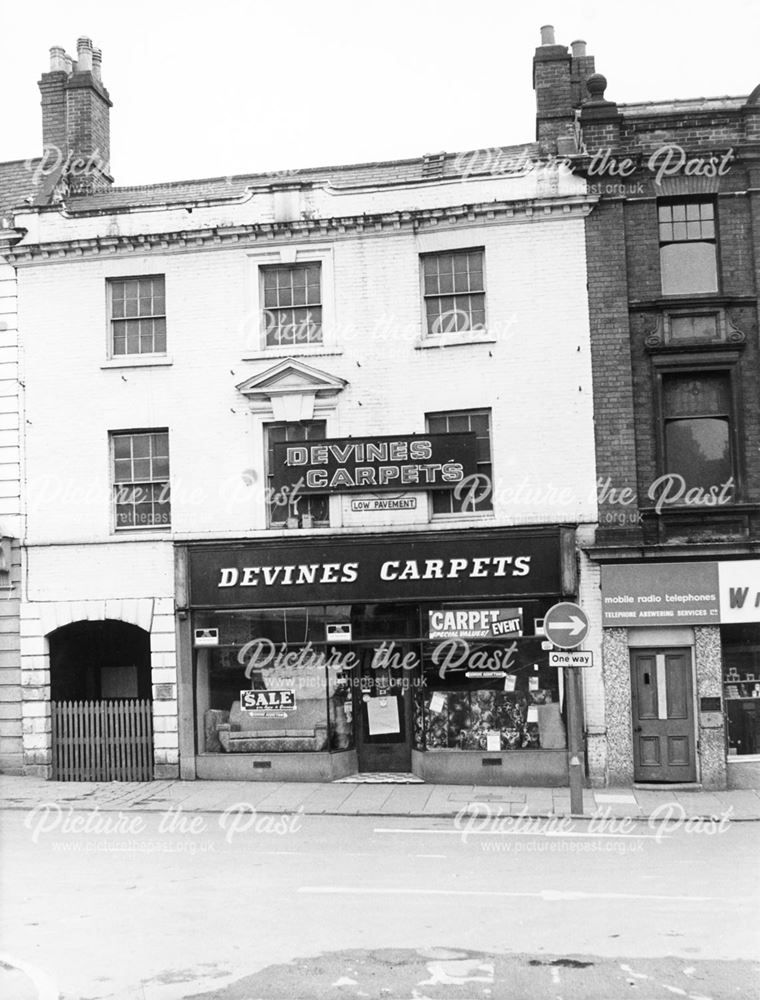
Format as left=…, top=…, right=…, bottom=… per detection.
left=600, top=559, right=760, bottom=790
left=176, top=526, right=579, bottom=784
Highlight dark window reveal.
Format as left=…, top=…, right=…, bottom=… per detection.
left=261, top=263, right=322, bottom=347
left=266, top=421, right=329, bottom=527
left=422, top=249, right=485, bottom=336
left=658, top=200, right=718, bottom=296
left=112, top=430, right=170, bottom=530
left=662, top=373, right=733, bottom=494
left=108, top=276, right=166, bottom=355
left=426, top=410, right=492, bottom=514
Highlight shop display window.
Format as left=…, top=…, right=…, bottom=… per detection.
left=193, top=601, right=564, bottom=756
left=722, top=624, right=760, bottom=757
left=195, top=608, right=352, bottom=754
left=415, top=640, right=565, bottom=752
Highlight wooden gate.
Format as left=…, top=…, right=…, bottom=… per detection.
left=52, top=700, right=154, bottom=781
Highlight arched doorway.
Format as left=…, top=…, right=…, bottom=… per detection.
left=49, top=620, right=154, bottom=781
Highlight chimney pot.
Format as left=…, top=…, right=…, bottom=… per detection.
left=76, top=36, right=93, bottom=72
left=92, top=47, right=102, bottom=81
left=571, top=40, right=587, bottom=58
left=540, top=25, right=556, bottom=45
left=49, top=46, right=67, bottom=72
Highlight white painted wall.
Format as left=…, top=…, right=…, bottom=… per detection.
left=18, top=213, right=596, bottom=546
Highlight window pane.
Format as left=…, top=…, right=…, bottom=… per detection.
left=665, top=418, right=731, bottom=492
left=663, top=374, right=730, bottom=418
left=661, top=243, right=717, bottom=295
left=132, top=436, right=150, bottom=458
left=447, top=415, right=470, bottom=433
left=126, top=321, right=140, bottom=353
left=113, top=436, right=131, bottom=459
left=154, top=318, right=167, bottom=352
left=113, top=458, right=132, bottom=482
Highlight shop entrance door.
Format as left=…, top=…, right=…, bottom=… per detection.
left=630, top=648, right=696, bottom=782
left=354, top=646, right=413, bottom=773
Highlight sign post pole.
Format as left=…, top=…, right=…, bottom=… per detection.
left=565, top=666, right=584, bottom=816
left=544, top=602, right=589, bottom=816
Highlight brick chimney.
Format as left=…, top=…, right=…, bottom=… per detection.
left=533, top=26, right=596, bottom=153
left=38, top=37, right=113, bottom=195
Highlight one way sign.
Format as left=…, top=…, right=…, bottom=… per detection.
left=543, top=602, right=589, bottom=649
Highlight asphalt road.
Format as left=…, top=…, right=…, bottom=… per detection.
left=0, top=805, right=758, bottom=999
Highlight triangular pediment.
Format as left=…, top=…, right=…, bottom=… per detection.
left=236, top=358, right=348, bottom=397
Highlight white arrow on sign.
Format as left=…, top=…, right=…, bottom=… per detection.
left=546, top=616, right=586, bottom=635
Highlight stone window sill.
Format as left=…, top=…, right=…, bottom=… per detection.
left=101, top=356, right=174, bottom=370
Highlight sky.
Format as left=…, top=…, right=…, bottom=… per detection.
left=0, top=0, right=757, bottom=187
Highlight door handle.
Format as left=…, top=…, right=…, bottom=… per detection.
left=635, top=726, right=643, bottom=732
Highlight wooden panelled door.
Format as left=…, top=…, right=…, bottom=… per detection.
left=630, top=648, right=697, bottom=783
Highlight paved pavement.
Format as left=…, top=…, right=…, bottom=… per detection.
left=2, top=773, right=759, bottom=819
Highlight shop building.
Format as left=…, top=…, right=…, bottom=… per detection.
left=538, top=27, right=760, bottom=788
left=7, top=36, right=605, bottom=783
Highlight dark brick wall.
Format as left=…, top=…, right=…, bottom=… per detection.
left=582, top=102, right=760, bottom=545
left=39, top=72, right=67, bottom=155
left=584, top=199, right=642, bottom=534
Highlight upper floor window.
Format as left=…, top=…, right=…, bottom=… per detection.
left=266, top=421, right=329, bottom=528
left=261, top=263, right=322, bottom=348
left=422, top=249, right=485, bottom=336
left=108, top=276, right=166, bottom=356
left=658, top=200, right=717, bottom=296
left=112, top=430, right=171, bottom=530
left=426, top=409, right=492, bottom=514
left=661, top=372, right=734, bottom=496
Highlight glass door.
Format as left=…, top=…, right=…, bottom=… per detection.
left=353, top=645, right=414, bottom=772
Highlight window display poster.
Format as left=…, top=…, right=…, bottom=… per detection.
left=429, top=606, right=523, bottom=640
left=367, top=696, right=401, bottom=735
left=429, top=691, right=446, bottom=714
left=486, top=731, right=501, bottom=751
left=240, top=689, right=296, bottom=713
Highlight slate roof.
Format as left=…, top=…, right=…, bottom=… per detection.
left=54, top=143, right=542, bottom=214
left=0, top=158, right=41, bottom=224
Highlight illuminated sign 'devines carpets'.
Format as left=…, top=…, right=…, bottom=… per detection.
left=270, top=433, right=477, bottom=494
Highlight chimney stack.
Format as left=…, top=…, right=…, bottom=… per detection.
left=38, top=37, right=113, bottom=194
left=533, top=26, right=596, bottom=153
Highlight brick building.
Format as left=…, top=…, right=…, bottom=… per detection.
left=535, top=27, right=760, bottom=789
left=5, top=36, right=605, bottom=785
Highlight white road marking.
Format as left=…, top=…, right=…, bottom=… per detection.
left=373, top=827, right=661, bottom=839
left=662, top=987, right=688, bottom=996
left=620, top=964, right=649, bottom=979
left=419, top=959, right=494, bottom=986
left=0, top=953, right=59, bottom=1000
left=682, top=967, right=696, bottom=976
left=595, top=794, right=637, bottom=803
left=300, top=886, right=715, bottom=902
left=551, top=967, right=561, bottom=984
left=331, top=976, right=358, bottom=986
left=413, top=854, right=447, bottom=858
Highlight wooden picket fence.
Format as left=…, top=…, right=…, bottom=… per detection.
left=52, top=700, right=154, bottom=782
